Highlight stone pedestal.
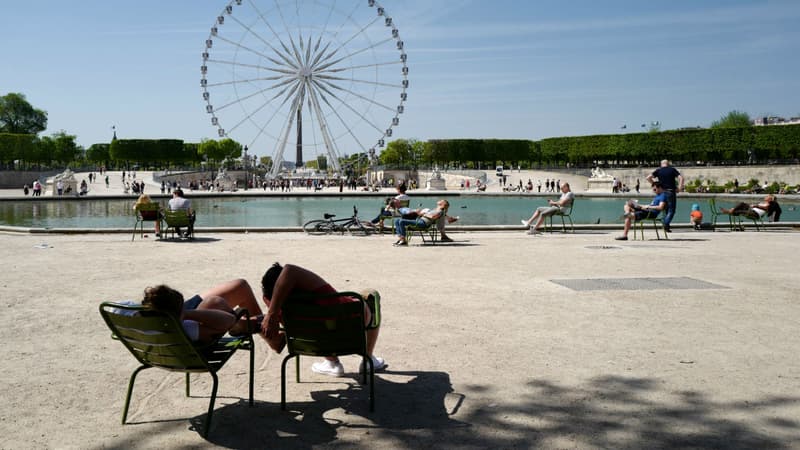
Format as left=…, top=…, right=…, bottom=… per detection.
left=586, top=178, right=614, bottom=193
left=426, top=178, right=446, bottom=190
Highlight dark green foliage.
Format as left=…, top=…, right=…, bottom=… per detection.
left=110, top=139, right=185, bottom=166
left=0, top=93, right=47, bottom=135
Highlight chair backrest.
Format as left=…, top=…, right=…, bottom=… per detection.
left=708, top=198, right=719, bottom=222
left=164, top=209, right=191, bottom=227
left=136, top=203, right=161, bottom=221
left=396, top=199, right=410, bottom=209
left=99, top=302, right=210, bottom=371
left=281, top=291, right=367, bottom=358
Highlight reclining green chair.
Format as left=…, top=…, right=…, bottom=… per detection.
left=280, top=290, right=380, bottom=412
left=99, top=301, right=254, bottom=438
left=709, top=198, right=763, bottom=231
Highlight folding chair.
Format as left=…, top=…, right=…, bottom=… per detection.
left=99, top=302, right=254, bottom=437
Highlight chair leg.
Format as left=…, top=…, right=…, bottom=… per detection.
left=280, top=354, right=295, bottom=410
left=368, top=358, right=375, bottom=412
left=186, top=373, right=191, bottom=397
left=122, top=365, right=150, bottom=424
left=248, top=338, right=254, bottom=407
left=202, top=372, right=219, bottom=438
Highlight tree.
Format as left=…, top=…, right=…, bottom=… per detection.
left=0, top=93, right=48, bottom=135
left=711, top=110, right=751, bottom=128
left=51, top=131, right=81, bottom=165
left=86, top=144, right=110, bottom=165
left=218, top=138, right=243, bottom=163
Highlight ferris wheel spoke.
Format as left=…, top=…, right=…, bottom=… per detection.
left=315, top=79, right=396, bottom=113
left=212, top=33, right=298, bottom=71
left=247, top=0, right=304, bottom=68
left=314, top=37, right=394, bottom=73
left=204, top=75, right=294, bottom=89
left=315, top=75, right=403, bottom=90
left=226, top=13, right=298, bottom=70
left=272, top=0, right=305, bottom=67
left=312, top=86, right=370, bottom=160
left=317, top=60, right=404, bottom=74
left=311, top=80, right=385, bottom=135
left=215, top=78, right=298, bottom=112
left=321, top=16, right=382, bottom=66
left=206, top=58, right=295, bottom=75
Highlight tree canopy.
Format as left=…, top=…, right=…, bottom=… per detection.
left=0, top=93, right=48, bottom=135
left=711, top=110, right=752, bottom=128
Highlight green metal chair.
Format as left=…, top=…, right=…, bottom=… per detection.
left=545, top=202, right=575, bottom=233
left=406, top=219, right=440, bottom=245
left=99, top=302, right=254, bottom=438
left=632, top=210, right=669, bottom=241
left=280, top=291, right=378, bottom=412
left=709, top=198, right=763, bottom=231
left=132, top=203, right=163, bottom=241
left=163, top=209, right=195, bottom=239
left=379, top=199, right=411, bottom=234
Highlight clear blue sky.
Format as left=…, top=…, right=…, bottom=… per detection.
left=3, top=0, right=799, bottom=161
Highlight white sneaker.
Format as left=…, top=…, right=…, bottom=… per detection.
left=527, top=229, right=542, bottom=235
left=311, top=359, right=344, bottom=377
left=520, top=219, right=529, bottom=227
left=359, top=355, right=387, bottom=373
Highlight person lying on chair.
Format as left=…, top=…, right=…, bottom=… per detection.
left=259, top=262, right=386, bottom=377
left=615, top=182, right=667, bottom=241
left=392, top=199, right=451, bottom=246
left=142, top=278, right=265, bottom=343
left=720, top=194, right=777, bottom=219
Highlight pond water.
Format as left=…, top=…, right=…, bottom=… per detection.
left=0, top=195, right=797, bottom=229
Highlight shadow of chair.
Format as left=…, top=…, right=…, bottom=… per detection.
left=98, top=302, right=254, bottom=438
left=545, top=202, right=575, bottom=233
left=280, top=291, right=377, bottom=412
left=132, top=203, right=162, bottom=241
left=164, top=209, right=195, bottom=239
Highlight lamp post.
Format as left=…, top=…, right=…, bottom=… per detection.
left=243, top=145, right=248, bottom=191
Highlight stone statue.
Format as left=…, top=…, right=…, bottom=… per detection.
left=591, top=167, right=611, bottom=180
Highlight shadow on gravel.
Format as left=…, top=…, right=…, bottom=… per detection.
left=100, top=373, right=800, bottom=448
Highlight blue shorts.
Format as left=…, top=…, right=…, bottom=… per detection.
left=183, top=294, right=202, bottom=310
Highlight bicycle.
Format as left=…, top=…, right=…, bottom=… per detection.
left=303, top=206, right=372, bottom=236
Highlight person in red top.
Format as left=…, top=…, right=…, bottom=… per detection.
left=260, top=263, right=386, bottom=377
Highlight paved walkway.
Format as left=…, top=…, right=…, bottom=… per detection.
left=1, top=227, right=798, bottom=448
left=2, top=169, right=593, bottom=198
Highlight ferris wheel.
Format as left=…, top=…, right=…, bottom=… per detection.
left=201, top=0, right=408, bottom=178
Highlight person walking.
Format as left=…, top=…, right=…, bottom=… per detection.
left=646, top=159, right=684, bottom=232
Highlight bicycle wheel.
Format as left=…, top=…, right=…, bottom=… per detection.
left=346, top=220, right=372, bottom=236
left=303, top=219, right=335, bottom=235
